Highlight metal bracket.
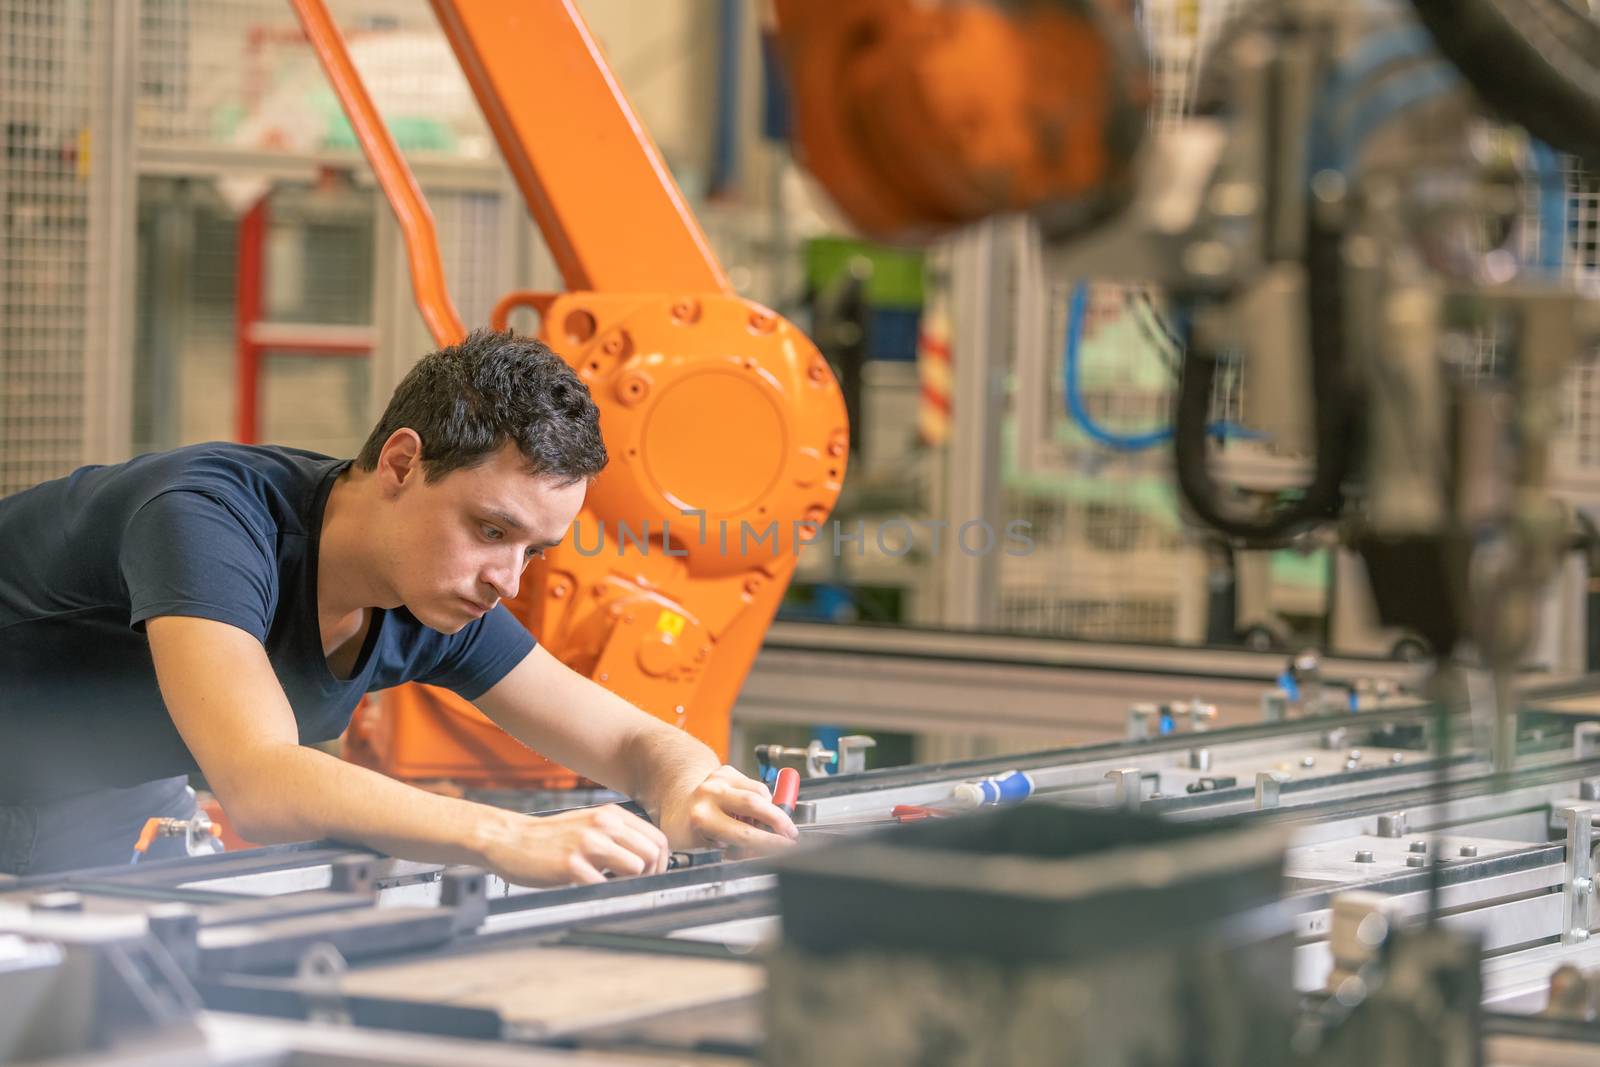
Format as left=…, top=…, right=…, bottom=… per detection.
left=144, top=904, right=200, bottom=978
left=1126, top=703, right=1157, bottom=741
left=1105, top=768, right=1142, bottom=811
left=836, top=735, right=877, bottom=776
left=1261, top=688, right=1289, bottom=723
left=297, top=941, right=352, bottom=1026
left=439, top=867, right=488, bottom=934
left=1255, top=771, right=1287, bottom=809
left=1561, top=804, right=1595, bottom=945
left=1174, top=700, right=1219, bottom=733
left=329, top=857, right=377, bottom=895
left=1577, top=723, right=1600, bottom=761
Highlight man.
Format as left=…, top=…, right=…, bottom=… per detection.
left=0, top=329, right=796, bottom=880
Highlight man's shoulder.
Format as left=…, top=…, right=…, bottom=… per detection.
left=149, top=441, right=339, bottom=486
left=123, top=443, right=345, bottom=529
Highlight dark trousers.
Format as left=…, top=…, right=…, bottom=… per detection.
left=0, top=775, right=198, bottom=876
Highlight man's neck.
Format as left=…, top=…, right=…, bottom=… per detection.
left=317, top=468, right=391, bottom=624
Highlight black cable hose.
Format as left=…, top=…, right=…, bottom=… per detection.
left=1171, top=213, right=1353, bottom=543
left=1409, top=0, right=1600, bottom=169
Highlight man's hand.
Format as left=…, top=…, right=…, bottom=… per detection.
left=657, top=765, right=799, bottom=857
left=476, top=804, right=670, bottom=886
left=473, top=653, right=799, bottom=859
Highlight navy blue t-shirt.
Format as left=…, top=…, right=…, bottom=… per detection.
left=0, top=443, right=535, bottom=803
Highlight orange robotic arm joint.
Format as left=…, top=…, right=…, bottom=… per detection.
left=770, top=0, right=1151, bottom=241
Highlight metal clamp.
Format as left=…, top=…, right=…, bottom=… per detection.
left=755, top=736, right=877, bottom=779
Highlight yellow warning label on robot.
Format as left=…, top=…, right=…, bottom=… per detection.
left=656, top=610, right=686, bottom=638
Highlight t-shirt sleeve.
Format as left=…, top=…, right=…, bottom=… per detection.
left=415, top=604, right=536, bottom=700
left=119, top=489, right=278, bottom=641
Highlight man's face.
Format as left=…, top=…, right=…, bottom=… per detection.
left=383, top=441, right=586, bottom=633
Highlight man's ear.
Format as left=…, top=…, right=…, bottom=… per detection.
left=376, top=429, right=424, bottom=493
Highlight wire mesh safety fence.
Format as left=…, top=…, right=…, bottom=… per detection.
left=135, top=0, right=490, bottom=158
left=0, top=0, right=108, bottom=495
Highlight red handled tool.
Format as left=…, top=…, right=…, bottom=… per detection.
left=773, top=767, right=801, bottom=814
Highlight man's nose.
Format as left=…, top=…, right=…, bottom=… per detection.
left=483, top=555, right=521, bottom=602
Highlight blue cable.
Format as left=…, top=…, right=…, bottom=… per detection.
left=1064, top=283, right=1170, bottom=451
left=1531, top=140, right=1568, bottom=276
left=1063, top=283, right=1262, bottom=451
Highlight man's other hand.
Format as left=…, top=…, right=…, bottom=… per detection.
left=478, top=803, right=670, bottom=885
left=658, top=765, right=799, bottom=858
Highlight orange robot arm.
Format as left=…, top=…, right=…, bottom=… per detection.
left=297, top=0, right=1146, bottom=788
left=292, top=0, right=846, bottom=786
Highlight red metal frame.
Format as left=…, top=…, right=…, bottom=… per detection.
left=233, top=194, right=377, bottom=444
left=233, top=199, right=267, bottom=445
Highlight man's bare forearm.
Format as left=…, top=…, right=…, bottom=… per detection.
left=475, top=650, right=721, bottom=811
left=229, top=743, right=513, bottom=865
left=619, top=717, right=722, bottom=818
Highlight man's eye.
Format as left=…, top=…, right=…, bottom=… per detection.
left=480, top=525, right=503, bottom=542
left=525, top=546, right=546, bottom=561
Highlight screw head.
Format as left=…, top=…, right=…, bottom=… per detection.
left=1301, top=756, right=1316, bottom=768
left=1406, top=855, right=1427, bottom=868
left=1355, top=850, right=1375, bottom=863
left=1459, top=845, right=1479, bottom=858
left=1409, top=840, right=1428, bottom=853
